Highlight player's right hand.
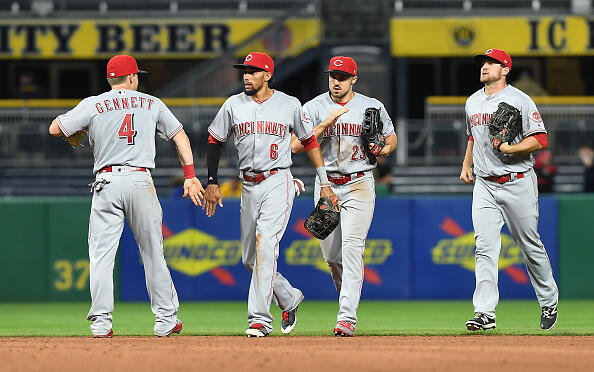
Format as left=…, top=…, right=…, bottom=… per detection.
left=320, top=107, right=349, bottom=129
left=460, top=166, right=475, bottom=184
left=183, top=177, right=205, bottom=207
left=203, top=184, right=223, bottom=217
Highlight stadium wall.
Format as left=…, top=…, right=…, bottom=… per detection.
left=0, top=198, right=120, bottom=301
left=0, top=195, right=591, bottom=301
left=558, top=195, right=594, bottom=299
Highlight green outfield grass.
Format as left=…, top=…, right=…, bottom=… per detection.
left=0, top=300, right=593, bottom=337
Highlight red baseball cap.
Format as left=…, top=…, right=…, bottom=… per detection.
left=326, top=56, right=357, bottom=76
left=233, top=52, right=274, bottom=75
left=474, top=48, right=512, bottom=70
left=106, top=55, right=147, bottom=78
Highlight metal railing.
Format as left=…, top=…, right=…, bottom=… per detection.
left=391, top=0, right=575, bottom=14
left=1, top=101, right=593, bottom=168
left=0, top=101, right=591, bottom=195
left=2, top=1, right=318, bottom=17
left=4, top=0, right=574, bottom=14
left=424, top=97, right=594, bottom=165
left=0, top=105, right=233, bottom=168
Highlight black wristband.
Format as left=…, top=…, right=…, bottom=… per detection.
left=207, top=141, right=222, bottom=185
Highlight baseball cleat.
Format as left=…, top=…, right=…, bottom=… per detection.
left=333, top=321, right=355, bottom=337
left=281, top=293, right=304, bottom=334
left=92, top=329, right=113, bottom=338
left=281, top=306, right=300, bottom=334
left=466, top=313, right=496, bottom=331
left=246, top=323, right=270, bottom=338
left=158, top=320, right=183, bottom=337
left=540, top=303, right=558, bottom=330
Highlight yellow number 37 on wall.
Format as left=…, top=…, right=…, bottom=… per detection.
left=53, top=260, right=90, bottom=291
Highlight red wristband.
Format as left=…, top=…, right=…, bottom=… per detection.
left=182, top=164, right=195, bottom=179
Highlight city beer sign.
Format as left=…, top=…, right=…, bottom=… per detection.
left=0, top=18, right=319, bottom=58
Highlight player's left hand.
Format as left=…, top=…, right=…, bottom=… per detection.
left=367, top=135, right=386, bottom=156
left=293, top=178, right=305, bottom=196
left=319, top=186, right=339, bottom=211
left=183, top=177, right=205, bottom=207
left=460, top=166, right=474, bottom=184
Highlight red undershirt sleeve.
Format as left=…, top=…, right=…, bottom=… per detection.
left=529, top=133, right=548, bottom=149
left=208, top=135, right=223, bottom=145
left=301, top=135, right=320, bottom=151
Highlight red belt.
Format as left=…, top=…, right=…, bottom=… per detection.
left=242, top=169, right=278, bottom=183
left=98, top=166, right=147, bottom=174
left=483, top=172, right=524, bottom=184
left=328, top=172, right=365, bottom=185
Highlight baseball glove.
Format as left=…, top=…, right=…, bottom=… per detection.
left=361, top=107, right=385, bottom=165
left=64, top=129, right=87, bottom=148
left=488, top=102, right=522, bottom=151
left=304, top=195, right=340, bottom=240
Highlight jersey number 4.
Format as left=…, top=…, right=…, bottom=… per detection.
left=118, top=113, right=137, bottom=145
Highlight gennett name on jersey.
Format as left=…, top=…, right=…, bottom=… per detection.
left=94, top=96, right=155, bottom=114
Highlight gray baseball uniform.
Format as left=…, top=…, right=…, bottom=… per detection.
left=304, top=92, right=395, bottom=328
left=56, top=89, right=182, bottom=336
left=465, top=85, right=558, bottom=318
left=208, top=90, right=310, bottom=334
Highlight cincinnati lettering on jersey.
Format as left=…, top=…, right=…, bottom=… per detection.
left=468, top=112, right=493, bottom=128
left=95, top=97, right=154, bottom=114
left=319, top=122, right=361, bottom=138
left=233, top=121, right=288, bottom=140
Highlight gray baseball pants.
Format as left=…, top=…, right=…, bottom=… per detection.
left=241, top=168, right=304, bottom=334
left=472, top=169, right=558, bottom=318
left=87, top=166, right=180, bottom=336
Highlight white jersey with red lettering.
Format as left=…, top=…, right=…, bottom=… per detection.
left=305, top=91, right=395, bottom=334
left=464, top=84, right=558, bottom=322
left=54, top=88, right=183, bottom=337
left=57, top=89, right=182, bottom=173
left=207, top=89, right=310, bottom=335
left=303, top=92, right=395, bottom=175
left=208, top=90, right=314, bottom=172
left=465, top=85, right=546, bottom=177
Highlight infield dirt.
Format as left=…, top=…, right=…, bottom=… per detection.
left=2, top=335, right=593, bottom=372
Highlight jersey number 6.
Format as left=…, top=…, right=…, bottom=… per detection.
left=118, top=113, right=137, bottom=145
left=270, top=143, right=278, bottom=159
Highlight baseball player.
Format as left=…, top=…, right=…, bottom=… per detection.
left=291, top=56, right=397, bottom=336
left=461, top=48, right=558, bottom=331
left=49, top=55, right=204, bottom=337
left=203, top=52, right=337, bottom=337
